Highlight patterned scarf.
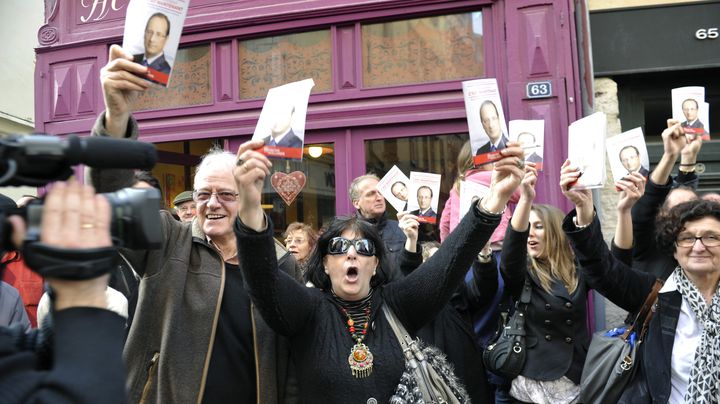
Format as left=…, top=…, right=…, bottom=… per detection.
left=673, top=267, right=720, bottom=403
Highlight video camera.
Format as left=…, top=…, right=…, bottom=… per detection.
left=0, top=133, right=162, bottom=278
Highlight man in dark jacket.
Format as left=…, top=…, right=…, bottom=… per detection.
left=349, top=173, right=406, bottom=278
left=92, top=44, right=301, bottom=404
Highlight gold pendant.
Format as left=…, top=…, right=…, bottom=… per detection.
left=348, top=342, right=373, bottom=378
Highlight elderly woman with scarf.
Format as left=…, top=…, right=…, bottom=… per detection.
left=231, top=139, right=525, bottom=403
left=561, top=161, right=720, bottom=403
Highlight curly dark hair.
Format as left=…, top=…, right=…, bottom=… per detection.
left=305, top=216, right=388, bottom=291
left=655, top=199, right=720, bottom=255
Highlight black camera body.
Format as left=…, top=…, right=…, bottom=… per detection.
left=0, top=133, right=161, bottom=279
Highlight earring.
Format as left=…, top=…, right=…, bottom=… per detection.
left=324, top=267, right=329, bottom=274
left=373, top=268, right=377, bottom=276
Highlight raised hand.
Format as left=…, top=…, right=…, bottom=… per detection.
left=234, top=139, right=272, bottom=231
left=100, top=44, right=151, bottom=137
left=520, top=162, right=538, bottom=202
left=661, top=120, right=687, bottom=158
left=397, top=212, right=419, bottom=252
left=615, top=172, right=646, bottom=213
left=483, top=143, right=525, bottom=213
left=560, top=159, right=593, bottom=224
left=6, top=181, right=112, bottom=310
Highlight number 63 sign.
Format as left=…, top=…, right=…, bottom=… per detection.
left=526, top=81, right=553, bottom=99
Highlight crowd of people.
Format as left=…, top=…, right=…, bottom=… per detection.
left=0, top=44, right=718, bottom=404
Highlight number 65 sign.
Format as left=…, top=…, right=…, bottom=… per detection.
left=696, top=28, right=718, bottom=40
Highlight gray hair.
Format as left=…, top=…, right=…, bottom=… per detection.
left=193, top=146, right=237, bottom=189
left=348, top=173, right=380, bottom=203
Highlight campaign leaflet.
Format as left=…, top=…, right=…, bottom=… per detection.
left=606, top=127, right=650, bottom=184
left=252, top=78, right=315, bottom=160
left=462, top=78, right=509, bottom=167
left=407, top=171, right=442, bottom=225
left=509, top=119, right=545, bottom=171
left=567, top=112, right=607, bottom=190
left=122, top=0, right=190, bottom=86
left=671, top=86, right=710, bottom=140
left=458, top=180, right=490, bottom=224
left=377, top=165, right=411, bottom=213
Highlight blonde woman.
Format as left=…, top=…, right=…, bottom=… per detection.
left=499, top=164, right=588, bottom=404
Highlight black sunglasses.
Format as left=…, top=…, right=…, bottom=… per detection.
left=327, top=237, right=376, bottom=256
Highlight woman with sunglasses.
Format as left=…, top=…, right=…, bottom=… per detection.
left=231, top=139, right=525, bottom=402
left=561, top=162, right=720, bottom=403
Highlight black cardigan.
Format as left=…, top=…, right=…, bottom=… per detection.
left=500, top=223, right=590, bottom=384
left=236, top=206, right=501, bottom=403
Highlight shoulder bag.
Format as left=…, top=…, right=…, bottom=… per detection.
left=482, top=277, right=531, bottom=379
left=383, top=304, right=470, bottom=404
left=579, top=279, right=663, bottom=404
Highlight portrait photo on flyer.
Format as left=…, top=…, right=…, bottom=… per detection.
left=407, top=172, right=441, bottom=225
left=509, top=119, right=545, bottom=171
left=122, top=0, right=190, bottom=86
left=606, top=127, right=650, bottom=184
left=377, top=165, right=412, bottom=213
left=462, top=78, right=509, bottom=167
left=671, top=86, right=710, bottom=140
left=252, top=78, right=315, bottom=161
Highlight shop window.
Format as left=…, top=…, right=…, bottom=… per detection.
left=364, top=133, right=468, bottom=241
left=261, top=143, right=336, bottom=238
left=238, top=30, right=333, bottom=99
left=361, top=12, right=484, bottom=88
left=135, top=45, right=212, bottom=111
left=152, top=138, right=217, bottom=208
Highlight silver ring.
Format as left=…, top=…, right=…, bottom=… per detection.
left=236, top=158, right=244, bottom=167
left=81, top=223, right=95, bottom=229
left=517, top=159, right=525, bottom=169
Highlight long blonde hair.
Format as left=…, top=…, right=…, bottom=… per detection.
left=528, top=204, right=578, bottom=294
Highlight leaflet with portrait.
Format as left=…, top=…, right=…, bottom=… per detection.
left=252, top=78, right=315, bottom=160
left=122, top=0, right=190, bottom=87
left=377, top=165, right=412, bottom=213
left=671, top=86, right=710, bottom=140
left=462, top=78, right=509, bottom=166
left=606, top=127, right=649, bottom=184
left=407, top=172, right=442, bottom=225
left=509, top=119, right=545, bottom=171
left=567, top=112, right=606, bottom=190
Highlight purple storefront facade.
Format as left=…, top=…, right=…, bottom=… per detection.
left=35, top=0, right=588, bottom=232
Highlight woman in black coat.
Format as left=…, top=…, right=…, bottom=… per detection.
left=231, top=139, right=525, bottom=403
left=499, top=163, right=589, bottom=403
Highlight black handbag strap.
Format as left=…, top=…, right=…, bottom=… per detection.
left=622, top=278, right=663, bottom=342
left=504, top=277, right=532, bottom=337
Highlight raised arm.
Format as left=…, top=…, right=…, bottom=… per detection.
left=233, top=140, right=318, bottom=335
left=613, top=172, right=646, bottom=251
left=385, top=145, right=525, bottom=330
left=500, top=163, right=538, bottom=296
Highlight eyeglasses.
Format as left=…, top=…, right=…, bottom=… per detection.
left=675, top=234, right=720, bottom=248
left=175, top=205, right=196, bottom=213
left=192, top=190, right=239, bottom=204
left=327, top=237, right=375, bottom=257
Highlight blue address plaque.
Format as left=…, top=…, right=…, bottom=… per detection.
left=526, top=81, right=553, bottom=99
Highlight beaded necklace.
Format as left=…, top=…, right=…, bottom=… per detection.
left=333, top=289, right=374, bottom=378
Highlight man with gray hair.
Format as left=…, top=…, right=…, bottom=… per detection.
left=89, top=44, right=300, bottom=404
left=349, top=173, right=407, bottom=277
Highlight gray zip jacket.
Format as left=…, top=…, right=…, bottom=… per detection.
left=89, top=113, right=301, bottom=404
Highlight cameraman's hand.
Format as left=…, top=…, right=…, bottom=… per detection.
left=100, top=44, right=150, bottom=138
left=9, top=181, right=112, bottom=311
left=234, top=139, right=272, bottom=232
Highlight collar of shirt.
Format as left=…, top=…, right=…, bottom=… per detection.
left=145, top=53, right=164, bottom=65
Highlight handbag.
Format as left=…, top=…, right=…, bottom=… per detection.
left=383, top=304, right=470, bottom=404
left=482, top=277, right=531, bottom=379
left=579, top=279, right=663, bottom=404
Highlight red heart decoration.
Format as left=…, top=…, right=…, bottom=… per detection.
left=271, top=171, right=307, bottom=206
